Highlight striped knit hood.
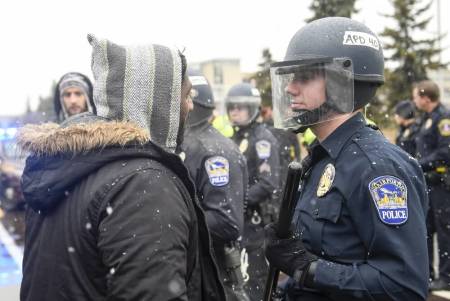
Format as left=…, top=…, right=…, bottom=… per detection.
left=88, top=34, right=183, bottom=152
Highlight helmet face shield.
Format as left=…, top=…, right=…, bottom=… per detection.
left=226, top=96, right=260, bottom=126
left=270, top=58, right=354, bottom=129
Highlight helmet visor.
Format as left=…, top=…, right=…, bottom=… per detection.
left=270, top=58, right=354, bottom=129
left=226, top=102, right=259, bottom=126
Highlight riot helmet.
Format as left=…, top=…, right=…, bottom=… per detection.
left=271, top=17, right=384, bottom=130
left=225, top=82, right=261, bottom=127
left=186, top=68, right=215, bottom=127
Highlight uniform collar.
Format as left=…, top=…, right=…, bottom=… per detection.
left=320, top=112, right=366, bottom=159
left=233, top=121, right=258, bottom=138
left=186, top=119, right=210, bottom=133
left=428, top=103, right=444, bottom=118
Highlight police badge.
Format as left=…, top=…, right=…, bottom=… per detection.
left=402, top=128, right=411, bottom=138
left=424, top=118, right=433, bottom=130
left=369, top=175, right=408, bottom=225
left=317, top=163, right=335, bottom=197
left=239, top=139, right=249, bottom=153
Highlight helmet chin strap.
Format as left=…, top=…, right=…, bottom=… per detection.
left=293, top=100, right=334, bottom=126
left=292, top=91, right=350, bottom=133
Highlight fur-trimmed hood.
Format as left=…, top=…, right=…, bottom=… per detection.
left=17, top=121, right=150, bottom=157
left=18, top=120, right=183, bottom=213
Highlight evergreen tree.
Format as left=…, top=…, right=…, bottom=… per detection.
left=251, top=48, right=275, bottom=107
left=379, top=0, right=446, bottom=113
left=306, top=0, right=358, bottom=22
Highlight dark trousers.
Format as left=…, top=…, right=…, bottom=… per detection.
left=243, top=219, right=268, bottom=301
left=428, top=185, right=450, bottom=282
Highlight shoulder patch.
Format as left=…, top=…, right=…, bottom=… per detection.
left=369, top=176, right=408, bottom=225
left=255, top=140, right=271, bottom=159
left=438, top=119, right=450, bottom=137
left=204, top=156, right=229, bottom=186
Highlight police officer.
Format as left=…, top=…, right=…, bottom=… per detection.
left=412, top=80, right=450, bottom=291
left=182, top=69, right=250, bottom=301
left=394, top=100, right=419, bottom=156
left=264, top=17, right=429, bottom=300
left=226, top=83, right=281, bottom=301
left=261, top=105, right=301, bottom=185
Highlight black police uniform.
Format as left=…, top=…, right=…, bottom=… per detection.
left=395, top=122, right=420, bottom=157
left=415, top=103, right=450, bottom=283
left=264, top=120, right=301, bottom=185
left=183, top=120, right=249, bottom=300
left=287, top=113, right=429, bottom=301
left=231, top=121, right=281, bottom=301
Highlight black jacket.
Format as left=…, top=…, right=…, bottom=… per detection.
left=18, top=119, right=225, bottom=301
left=183, top=121, right=247, bottom=245
left=415, top=104, right=450, bottom=172
left=395, top=122, right=420, bottom=157
left=290, top=113, right=428, bottom=300
left=231, top=122, right=281, bottom=211
left=264, top=120, right=301, bottom=185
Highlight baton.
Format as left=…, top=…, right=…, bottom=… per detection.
left=263, top=161, right=303, bottom=301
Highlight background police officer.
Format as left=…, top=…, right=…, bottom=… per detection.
left=394, top=100, right=420, bottom=156
left=261, top=104, right=301, bottom=185
left=264, top=17, right=429, bottom=301
left=182, top=69, right=249, bottom=301
left=226, top=83, right=281, bottom=301
left=412, top=80, right=450, bottom=291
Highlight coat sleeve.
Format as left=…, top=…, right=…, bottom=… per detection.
left=312, top=162, right=429, bottom=301
left=97, top=168, right=191, bottom=301
left=199, top=154, right=246, bottom=243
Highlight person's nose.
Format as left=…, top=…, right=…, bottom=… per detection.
left=285, top=81, right=300, bottom=96
left=229, top=107, right=239, bottom=114
left=68, top=95, right=80, bottom=105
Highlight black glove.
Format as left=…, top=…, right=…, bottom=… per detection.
left=264, top=223, right=317, bottom=279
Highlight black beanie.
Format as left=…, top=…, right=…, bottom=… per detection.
left=395, top=100, right=415, bottom=119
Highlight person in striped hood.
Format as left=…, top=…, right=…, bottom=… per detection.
left=18, top=34, right=226, bottom=301
left=53, top=72, right=95, bottom=122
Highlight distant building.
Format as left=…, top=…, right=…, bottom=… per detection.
left=192, top=58, right=242, bottom=114
left=428, top=68, right=450, bottom=107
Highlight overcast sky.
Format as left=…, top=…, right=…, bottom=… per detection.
left=1, top=0, right=449, bottom=116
